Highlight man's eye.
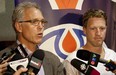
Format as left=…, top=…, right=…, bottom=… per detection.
left=100, top=27, right=106, bottom=30
left=31, top=20, right=38, bottom=23
left=41, top=20, right=47, bottom=23
left=90, top=28, right=95, bottom=30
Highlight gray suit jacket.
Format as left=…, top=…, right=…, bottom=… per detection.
left=0, top=43, right=65, bottom=75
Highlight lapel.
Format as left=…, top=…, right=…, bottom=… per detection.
left=42, top=51, right=53, bottom=75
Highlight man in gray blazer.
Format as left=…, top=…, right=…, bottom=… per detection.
left=0, top=2, right=65, bottom=75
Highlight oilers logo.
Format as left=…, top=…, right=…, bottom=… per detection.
left=48, top=0, right=84, bottom=10
left=39, top=24, right=86, bottom=61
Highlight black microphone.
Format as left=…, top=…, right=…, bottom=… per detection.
left=0, top=50, right=15, bottom=63
left=76, top=50, right=116, bottom=71
left=71, top=59, right=100, bottom=75
left=0, top=44, right=26, bottom=63
left=8, top=44, right=29, bottom=75
left=77, top=50, right=100, bottom=66
left=27, top=49, right=45, bottom=74
left=9, top=53, right=28, bottom=75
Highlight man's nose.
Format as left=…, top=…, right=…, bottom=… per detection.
left=96, top=28, right=101, bottom=35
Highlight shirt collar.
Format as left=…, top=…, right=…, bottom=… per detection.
left=16, top=40, right=39, bottom=57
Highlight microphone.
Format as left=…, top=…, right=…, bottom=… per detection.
left=0, top=50, right=16, bottom=63
left=8, top=53, right=28, bottom=75
left=76, top=50, right=116, bottom=71
left=71, top=59, right=100, bottom=75
left=8, top=44, right=29, bottom=75
left=77, top=50, right=100, bottom=66
left=0, top=44, right=26, bottom=63
left=27, top=49, right=45, bottom=74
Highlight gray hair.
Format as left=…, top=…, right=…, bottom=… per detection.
left=12, top=2, right=42, bottom=32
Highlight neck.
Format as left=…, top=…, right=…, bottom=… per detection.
left=25, top=44, right=37, bottom=52
left=82, top=44, right=102, bottom=54
left=18, top=39, right=37, bottom=53
left=82, top=44, right=105, bottom=58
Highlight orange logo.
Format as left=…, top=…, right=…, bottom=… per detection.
left=56, top=0, right=78, bottom=9
left=48, top=0, right=84, bottom=10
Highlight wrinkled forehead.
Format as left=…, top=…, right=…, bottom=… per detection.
left=21, top=7, right=44, bottom=20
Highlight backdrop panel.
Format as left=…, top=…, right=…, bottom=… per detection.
left=15, top=0, right=115, bottom=61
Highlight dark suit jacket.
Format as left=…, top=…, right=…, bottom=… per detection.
left=0, top=42, right=65, bottom=75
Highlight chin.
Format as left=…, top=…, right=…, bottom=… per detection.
left=94, top=44, right=102, bottom=47
left=35, top=40, right=42, bottom=44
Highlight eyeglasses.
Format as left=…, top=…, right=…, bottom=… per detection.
left=18, top=19, right=48, bottom=26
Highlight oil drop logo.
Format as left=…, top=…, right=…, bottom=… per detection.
left=39, top=24, right=86, bottom=60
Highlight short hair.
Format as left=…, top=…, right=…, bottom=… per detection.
left=12, top=2, right=42, bottom=32
left=82, top=9, right=107, bottom=28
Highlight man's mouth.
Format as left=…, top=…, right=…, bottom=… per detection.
left=37, top=33, right=43, bottom=36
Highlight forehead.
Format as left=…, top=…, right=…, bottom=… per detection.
left=87, top=17, right=106, bottom=27
left=22, top=7, right=44, bottom=19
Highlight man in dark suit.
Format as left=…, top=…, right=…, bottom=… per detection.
left=0, top=2, right=65, bottom=75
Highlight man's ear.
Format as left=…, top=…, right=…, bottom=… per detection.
left=15, top=22, right=22, bottom=32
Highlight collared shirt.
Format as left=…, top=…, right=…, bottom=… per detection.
left=38, top=66, right=45, bottom=75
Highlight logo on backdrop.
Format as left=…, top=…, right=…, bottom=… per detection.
left=39, top=24, right=86, bottom=60
left=48, top=0, right=84, bottom=10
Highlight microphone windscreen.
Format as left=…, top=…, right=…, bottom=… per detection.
left=28, top=49, right=45, bottom=74
left=76, top=50, right=91, bottom=60
left=0, top=50, right=14, bottom=63
left=1, top=51, right=12, bottom=59
left=32, top=49, right=45, bottom=60
left=71, top=59, right=88, bottom=74
left=71, top=59, right=100, bottom=75
left=76, top=50, right=100, bottom=66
